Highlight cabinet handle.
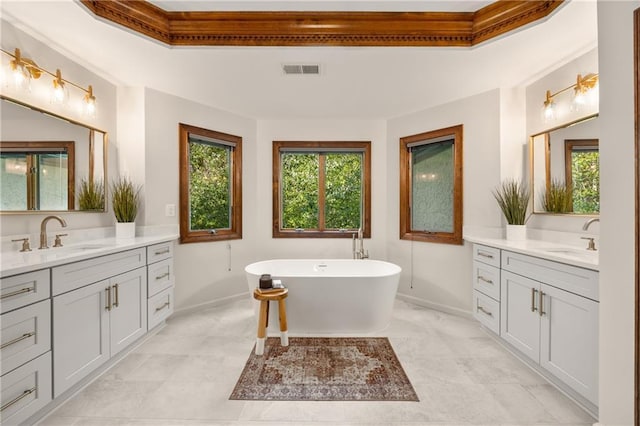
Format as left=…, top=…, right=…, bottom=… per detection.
left=154, top=248, right=170, bottom=255
left=0, top=287, right=33, bottom=300
left=477, top=275, right=493, bottom=285
left=539, top=291, right=546, bottom=316
left=113, top=284, right=119, bottom=308
left=1, top=387, right=36, bottom=412
left=476, top=304, right=493, bottom=317
left=477, top=251, right=494, bottom=259
left=531, top=288, right=538, bottom=312
left=155, top=301, right=170, bottom=312
left=0, top=332, right=35, bottom=350
left=155, top=272, right=170, bottom=280
left=105, top=287, right=112, bottom=311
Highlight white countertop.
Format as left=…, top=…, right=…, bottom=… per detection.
left=0, top=233, right=179, bottom=277
left=464, top=234, right=599, bottom=271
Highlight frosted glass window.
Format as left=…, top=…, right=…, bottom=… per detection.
left=400, top=125, right=463, bottom=245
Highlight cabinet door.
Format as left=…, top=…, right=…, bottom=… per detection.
left=53, top=280, right=109, bottom=397
left=540, top=283, right=598, bottom=405
left=500, top=270, right=540, bottom=363
left=109, top=268, right=147, bottom=357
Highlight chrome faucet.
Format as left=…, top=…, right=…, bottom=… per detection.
left=352, top=228, right=369, bottom=259
left=582, top=217, right=599, bottom=231
left=39, top=215, right=67, bottom=249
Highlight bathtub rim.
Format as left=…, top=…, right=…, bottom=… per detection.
left=244, top=258, right=402, bottom=278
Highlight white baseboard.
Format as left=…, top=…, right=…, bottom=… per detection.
left=172, top=292, right=248, bottom=317
left=396, top=292, right=474, bottom=320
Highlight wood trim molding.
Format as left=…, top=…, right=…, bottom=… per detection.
left=634, top=7, right=639, bottom=425
left=79, top=0, right=563, bottom=47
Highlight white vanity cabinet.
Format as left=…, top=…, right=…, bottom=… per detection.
left=472, top=244, right=501, bottom=334
left=52, top=248, right=148, bottom=397
left=146, top=241, right=175, bottom=330
left=0, top=270, right=52, bottom=425
left=500, top=250, right=599, bottom=406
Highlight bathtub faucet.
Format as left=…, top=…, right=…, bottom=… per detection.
left=352, top=228, right=369, bottom=259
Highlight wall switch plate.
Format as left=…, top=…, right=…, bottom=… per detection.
left=165, top=204, right=176, bottom=217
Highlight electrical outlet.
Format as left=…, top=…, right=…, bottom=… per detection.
left=165, top=204, right=176, bottom=217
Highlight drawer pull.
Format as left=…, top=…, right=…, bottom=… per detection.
left=477, top=275, right=493, bottom=285
left=154, top=248, right=170, bottom=256
left=105, top=287, right=112, bottom=311
left=155, top=301, right=170, bottom=312
left=0, top=287, right=34, bottom=300
left=477, top=251, right=494, bottom=259
left=155, top=272, right=170, bottom=280
left=539, top=291, right=546, bottom=316
left=476, top=304, right=493, bottom=318
left=113, top=284, right=119, bottom=308
left=1, top=387, right=36, bottom=412
left=0, top=332, right=36, bottom=350
left=531, top=288, right=538, bottom=312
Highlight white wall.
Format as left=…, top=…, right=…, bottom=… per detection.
left=255, top=119, right=388, bottom=261
left=597, top=2, right=638, bottom=424
left=386, top=89, right=503, bottom=314
left=142, top=88, right=258, bottom=310
left=0, top=20, right=118, bottom=237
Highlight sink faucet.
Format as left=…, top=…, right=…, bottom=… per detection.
left=40, top=215, right=67, bottom=249
left=582, top=217, right=599, bottom=231
left=352, top=228, right=369, bottom=259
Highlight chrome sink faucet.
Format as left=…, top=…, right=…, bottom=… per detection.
left=40, top=215, right=67, bottom=249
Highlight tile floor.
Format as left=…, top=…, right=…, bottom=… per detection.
left=38, top=298, right=596, bottom=426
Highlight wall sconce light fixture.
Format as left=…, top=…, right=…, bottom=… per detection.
left=1, top=47, right=97, bottom=117
left=542, top=73, right=598, bottom=122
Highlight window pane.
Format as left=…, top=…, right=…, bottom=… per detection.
left=325, top=153, right=362, bottom=229
left=571, top=150, right=599, bottom=214
left=189, top=140, right=231, bottom=231
left=1, top=154, right=27, bottom=210
left=281, top=153, right=319, bottom=229
left=38, top=153, right=68, bottom=210
left=411, top=140, right=454, bottom=233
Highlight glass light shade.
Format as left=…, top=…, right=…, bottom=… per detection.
left=542, top=101, right=557, bottom=123
left=51, top=81, right=68, bottom=105
left=83, top=97, right=96, bottom=118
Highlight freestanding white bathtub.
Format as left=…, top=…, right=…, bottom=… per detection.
left=245, top=259, right=401, bottom=334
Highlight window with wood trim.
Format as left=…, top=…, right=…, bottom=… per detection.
left=273, top=141, right=371, bottom=238
left=400, top=125, right=463, bottom=244
left=564, top=139, right=599, bottom=214
left=179, top=123, right=242, bottom=243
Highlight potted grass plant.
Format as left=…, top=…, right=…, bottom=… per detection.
left=111, top=176, right=141, bottom=239
left=541, top=179, right=573, bottom=213
left=78, top=178, right=104, bottom=211
left=493, top=179, right=530, bottom=241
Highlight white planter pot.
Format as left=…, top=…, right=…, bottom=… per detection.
left=506, top=224, right=527, bottom=241
left=115, top=222, right=136, bottom=239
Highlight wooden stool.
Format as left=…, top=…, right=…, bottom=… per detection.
left=252, top=288, right=288, bottom=355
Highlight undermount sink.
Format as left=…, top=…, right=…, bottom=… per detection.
left=538, top=247, right=598, bottom=259
left=56, top=244, right=112, bottom=252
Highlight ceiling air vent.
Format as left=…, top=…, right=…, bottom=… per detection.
left=282, top=64, right=320, bottom=75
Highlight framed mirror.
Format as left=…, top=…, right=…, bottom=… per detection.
left=0, top=96, right=107, bottom=213
left=530, top=113, right=599, bottom=215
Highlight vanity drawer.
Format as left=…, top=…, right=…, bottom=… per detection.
left=147, top=258, right=174, bottom=298
left=0, top=351, right=52, bottom=426
left=473, top=244, right=501, bottom=268
left=473, top=261, right=500, bottom=301
left=148, top=286, right=174, bottom=330
left=502, top=250, right=599, bottom=301
left=52, top=248, right=146, bottom=296
left=1, top=300, right=51, bottom=376
left=1, top=269, right=50, bottom=315
left=473, top=290, right=500, bottom=334
left=147, top=241, right=173, bottom=264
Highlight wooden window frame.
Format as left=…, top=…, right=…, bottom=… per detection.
left=0, top=140, right=75, bottom=210
left=564, top=139, right=599, bottom=191
left=179, top=123, right=242, bottom=244
left=272, top=141, right=371, bottom=238
left=399, top=124, right=463, bottom=245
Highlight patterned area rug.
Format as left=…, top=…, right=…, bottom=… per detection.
left=229, top=337, right=418, bottom=401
